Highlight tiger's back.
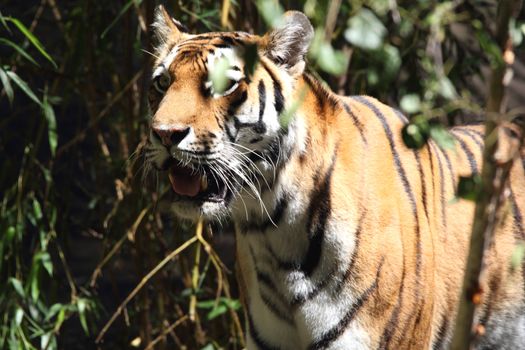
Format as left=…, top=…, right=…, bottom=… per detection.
left=146, top=7, right=525, bottom=349
left=234, top=88, right=525, bottom=349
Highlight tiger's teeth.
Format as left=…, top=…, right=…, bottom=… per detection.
left=200, top=175, right=208, bottom=191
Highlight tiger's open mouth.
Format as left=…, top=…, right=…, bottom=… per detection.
left=168, top=162, right=230, bottom=203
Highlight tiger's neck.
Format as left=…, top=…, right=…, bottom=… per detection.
left=231, top=73, right=340, bottom=229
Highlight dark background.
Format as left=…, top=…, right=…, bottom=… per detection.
left=1, top=1, right=524, bottom=349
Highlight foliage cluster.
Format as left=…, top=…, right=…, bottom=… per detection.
left=1, top=0, right=523, bottom=349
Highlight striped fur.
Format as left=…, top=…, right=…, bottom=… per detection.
left=146, top=7, right=525, bottom=349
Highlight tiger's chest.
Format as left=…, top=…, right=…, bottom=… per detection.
left=235, top=213, right=369, bottom=350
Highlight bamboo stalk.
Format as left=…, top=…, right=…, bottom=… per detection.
left=450, top=1, right=523, bottom=348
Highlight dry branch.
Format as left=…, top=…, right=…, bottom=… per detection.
left=95, top=235, right=198, bottom=343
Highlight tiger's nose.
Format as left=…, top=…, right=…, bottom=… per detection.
left=152, top=126, right=191, bottom=147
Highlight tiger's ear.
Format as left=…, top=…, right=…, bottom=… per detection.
left=262, top=11, right=314, bottom=76
left=151, top=5, right=188, bottom=46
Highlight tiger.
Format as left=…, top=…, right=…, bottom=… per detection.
left=145, top=5, right=525, bottom=350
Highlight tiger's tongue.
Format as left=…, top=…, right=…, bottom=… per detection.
left=168, top=166, right=201, bottom=197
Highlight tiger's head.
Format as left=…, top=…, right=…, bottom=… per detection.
left=146, top=6, right=313, bottom=220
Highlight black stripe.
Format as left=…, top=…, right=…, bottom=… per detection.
left=334, top=211, right=366, bottom=294
left=353, top=96, right=422, bottom=349
left=478, top=273, right=500, bottom=329
left=520, top=147, right=525, bottom=174
left=260, top=291, right=295, bottom=326
left=451, top=131, right=478, bottom=174
left=227, top=89, right=248, bottom=117
left=440, top=147, right=457, bottom=190
left=247, top=308, right=280, bottom=350
left=379, top=267, right=406, bottom=349
left=261, top=60, right=284, bottom=114
left=415, top=150, right=430, bottom=222
left=256, top=79, right=267, bottom=133
left=510, top=189, right=524, bottom=239
left=341, top=101, right=366, bottom=144
left=290, top=266, right=335, bottom=307
left=266, top=242, right=295, bottom=270
left=503, top=125, right=520, bottom=139
left=225, top=122, right=237, bottom=142
left=300, top=154, right=336, bottom=276
left=429, top=142, right=447, bottom=229
left=432, top=316, right=449, bottom=350
left=453, top=128, right=484, bottom=151
left=307, top=258, right=384, bottom=350
left=303, top=73, right=340, bottom=111
left=392, top=108, right=409, bottom=124
left=242, top=194, right=288, bottom=234
left=251, top=257, right=295, bottom=326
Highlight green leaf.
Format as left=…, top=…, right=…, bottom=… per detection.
left=401, top=115, right=431, bottom=149
left=36, top=252, right=53, bottom=276
left=457, top=175, right=482, bottom=201
left=315, top=43, right=347, bottom=76
left=101, top=0, right=142, bottom=38
left=9, top=278, right=25, bottom=298
left=0, top=38, right=39, bottom=66
left=0, top=11, right=10, bottom=32
left=77, top=299, right=89, bottom=335
left=377, top=44, right=401, bottom=82
left=32, top=198, right=43, bottom=221
left=209, top=56, right=231, bottom=94
left=344, top=8, right=386, bottom=50
left=200, top=344, right=215, bottom=350
left=429, top=123, right=455, bottom=150
left=279, top=86, right=308, bottom=130
left=0, top=67, right=14, bottom=104
left=6, top=17, right=57, bottom=68
left=438, top=76, right=457, bottom=99
left=197, top=300, right=216, bottom=309
left=44, top=304, right=64, bottom=322
left=31, top=263, right=41, bottom=301
left=40, top=333, right=51, bottom=350
left=5, top=70, right=41, bottom=105
left=14, top=308, right=23, bottom=326
left=400, top=94, right=421, bottom=114
left=42, top=97, right=58, bottom=156
left=257, top=0, right=284, bottom=28
left=206, top=304, right=228, bottom=320
left=510, top=19, right=523, bottom=46
left=6, top=226, right=16, bottom=243
left=242, top=43, right=259, bottom=79
left=511, top=243, right=525, bottom=270
left=402, top=123, right=428, bottom=149
left=368, top=0, right=390, bottom=15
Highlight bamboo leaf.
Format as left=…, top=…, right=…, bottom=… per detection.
left=5, top=70, right=41, bottom=105
left=77, top=299, right=89, bottom=335
left=15, top=308, right=24, bottom=326
left=101, top=0, right=143, bottom=39
left=0, top=38, right=39, bottom=66
left=0, top=67, right=14, bottom=104
left=6, top=17, right=57, bottom=68
left=42, top=96, right=58, bottom=156
left=0, top=11, right=10, bottom=32
left=9, top=278, right=25, bottom=298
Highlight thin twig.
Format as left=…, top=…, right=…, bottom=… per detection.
left=95, top=235, right=198, bottom=343
left=89, top=206, right=151, bottom=287
left=143, top=316, right=189, bottom=350
left=55, top=70, right=143, bottom=158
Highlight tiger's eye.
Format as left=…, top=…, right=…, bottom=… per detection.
left=153, top=72, right=171, bottom=94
